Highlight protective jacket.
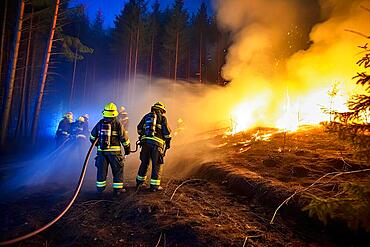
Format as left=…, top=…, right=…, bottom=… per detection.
left=90, top=117, right=131, bottom=155
left=56, top=118, right=72, bottom=138
left=136, top=111, right=171, bottom=189
left=90, top=117, right=130, bottom=193
left=137, top=112, right=171, bottom=149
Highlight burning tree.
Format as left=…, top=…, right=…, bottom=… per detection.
left=327, top=42, right=370, bottom=161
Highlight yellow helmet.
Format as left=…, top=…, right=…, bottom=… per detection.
left=78, top=116, right=85, bottom=122
left=102, top=102, right=118, bottom=117
left=64, top=112, right=73, bottom=122
left=152, top=101, right=166, bottom=113
left=119, top=106, right=126, bottom=113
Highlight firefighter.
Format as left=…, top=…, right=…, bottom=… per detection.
left=71, top=116, right=89, bottom=139
left=55, top=112, right=73, bottom=146
left=136, top=102, right=171, bottom=191
left=82, top=114, right=89, bottom=134
left=90, top=102, right=131, bottom=195
left=118, top=106, right=129, bottom=131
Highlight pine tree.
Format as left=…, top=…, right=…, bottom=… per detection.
left=163, top=0, right=189, bottom=81
left=0, top=0, right=25, bottom=145
left=194, top=2, right=209, bottom=83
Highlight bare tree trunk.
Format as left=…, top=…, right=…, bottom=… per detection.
left=82, top=60, right=88, bottom=106
left=199, top=32, right=203, bottom=83
left=216, top=33, right=220, bottom=84
left=26, top=33, right=39, bottom=136
left=31, top=0, right=60, bottom=143
left=128, top=31, right=133, bottom=105
left=0, top=0, right=25, bottom=145
left=16, top=8, right=33, bottom=138
left=69, top=48, right=78, bottom=107
left=186, top=48, right=190, bottom=81
left=0, top=0, right=8, bottom=85
left=149, top=34, right=154, bottom=87
left=133, top=27, right=140, bottom=100
left=174, top=32, right=179, bottom=82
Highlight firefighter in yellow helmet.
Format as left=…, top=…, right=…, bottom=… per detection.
left=90, top=102, right=131, bottom=195
left=136, top=102, right=171, bottom=191
left=55, top=112, right=73, bottom=146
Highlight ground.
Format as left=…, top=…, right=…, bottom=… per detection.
left=1, top=126, right=369, bottom=246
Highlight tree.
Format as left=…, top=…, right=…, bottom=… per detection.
left=0, top=0, right=8, bottom=86
left=194, top=2, right=209, bottom=83
left=0, top=0, right=25, bottom=145
left=163, top=0, right=189, bottom=81
left=31, top=0, right=60, bottom=143
left=147, top=0, right=161, bottom=86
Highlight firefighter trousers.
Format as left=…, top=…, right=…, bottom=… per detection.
left=136, top=142, right=164, bottom=188
left=95, top=153, right=124, bottom=192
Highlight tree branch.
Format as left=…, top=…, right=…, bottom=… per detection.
left=344, top=29, right=370, bottom=39
left=270, top=168, right=370, bottom=224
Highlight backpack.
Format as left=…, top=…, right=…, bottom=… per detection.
left=99, top=120, right=112, bottom=149
left=143, top=112, right=157, bottom=137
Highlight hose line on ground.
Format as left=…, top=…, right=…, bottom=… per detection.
left=0, top=138, right=98, bottom=246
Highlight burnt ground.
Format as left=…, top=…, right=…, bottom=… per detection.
left=1, top=125, right=370, bottom=246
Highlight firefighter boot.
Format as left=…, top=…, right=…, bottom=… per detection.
left=113, top=188, right=127, bottom=196
left=150, top=185, right=163, bottom=192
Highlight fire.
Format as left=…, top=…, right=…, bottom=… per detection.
left=229, top=93, right=270, bottom=134
left=229, top=83, right=353, bottom=134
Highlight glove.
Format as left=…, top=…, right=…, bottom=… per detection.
left=124, top=145, right=131, bottom=155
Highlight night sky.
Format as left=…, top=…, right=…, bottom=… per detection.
left=71, top=0, right=214, bottom=28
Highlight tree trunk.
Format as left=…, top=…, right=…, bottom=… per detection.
left=0, top=0, right=25, bottom=145
left=26, top=33, right=39, bottom=136
left=128, top=31, right=133, bottom=105
left=82, top=60, right=88, bottom=106
left=16, top=8, right=33, bottom=138
left=133, top=27, right=140, bottom=100
left=0, top=0, right=8, bottom=86
left=149, top=34, right=154, bottom=87
left=31, top=0, right=60, bottom=143
left=69, top=48, right=78, bottom=107
left=186, top=47, right=190, bottom=81
left=174, top=32, right=179, bottom=82
left=199, top=31, right=203, bottom=83
left=216, top=32, right=220, bottom=84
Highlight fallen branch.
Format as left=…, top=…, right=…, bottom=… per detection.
left=170, top=179, right=206, bottom=201
left=344, top=29, right=370, bottom=39
left=270, top=168, right=370, bottom=224
left=155, top=232, right=163, bottom=247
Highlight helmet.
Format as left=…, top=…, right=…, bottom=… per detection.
left=119, top=106, right=126, bottom=113
left=152, top=102, right=166, bottom=113
left=78, top=116, right=85, bottom=122
left=64, top=112, right=73, bottom=122
left=83, top=114, right=89, bottom=120
left=102, top=102, right=118, bottom=117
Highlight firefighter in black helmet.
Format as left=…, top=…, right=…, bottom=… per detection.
left=136, top=102, right=171, bottom=191
left=90, top=102, right=131, bottom=195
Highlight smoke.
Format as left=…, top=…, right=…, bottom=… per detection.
left=214, top=0, right=370, bottom=125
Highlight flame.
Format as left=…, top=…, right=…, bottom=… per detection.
left=217, top=0, right=369, bottom=135
left=229, top=93, right=270, bottom=134
left=229, top=83, right=353, bottom=134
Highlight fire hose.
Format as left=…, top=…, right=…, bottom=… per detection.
left=0, top=138, right=99, bottom=246
left=130, top=140, right=141, bottom=153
